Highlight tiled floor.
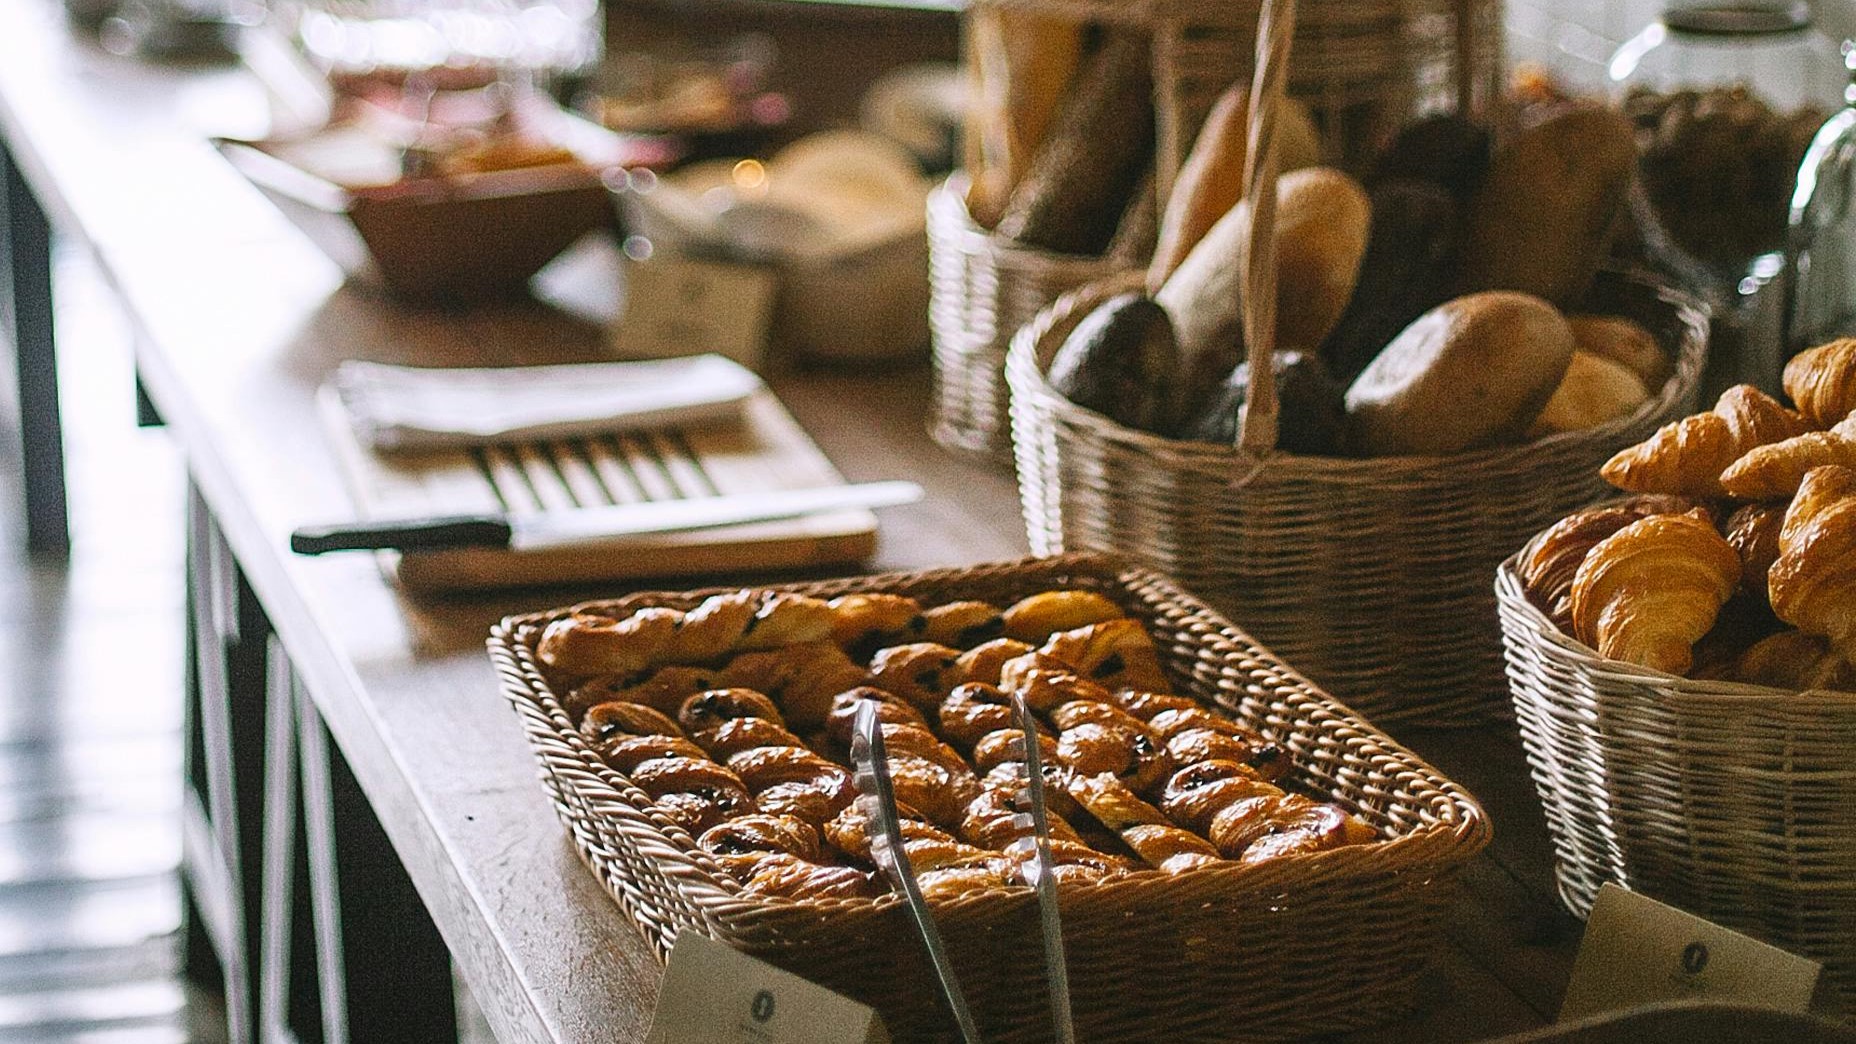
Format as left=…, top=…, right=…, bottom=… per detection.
left=0, top=242, right=211, bottom=1041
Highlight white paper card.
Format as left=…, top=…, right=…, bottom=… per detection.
left=1558, top=883, right=1823, bottom=1022
left=613, top=255, right=776, bottom=371
left=645, top=931, right=889, bottom=1044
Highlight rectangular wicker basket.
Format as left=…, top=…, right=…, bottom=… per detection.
left=488, top=553, right=1491, bottom=1041
left=1495, top=551, right=1856, bottom=1017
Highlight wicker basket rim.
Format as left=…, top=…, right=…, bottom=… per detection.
left=929, top=178, right=1131, bottom=275
left=1006, top=270, right=1713, bottom=481
left=1495, top=552, right=1856, bottom=707
left=491, top=551, right=1492, bottom=914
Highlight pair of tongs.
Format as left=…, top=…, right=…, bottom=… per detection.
left=849, top=697, right=1076, bottom=1044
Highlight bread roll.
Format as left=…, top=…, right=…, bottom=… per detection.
left=1147, top=85, right=1321, bottom=286
left=1155, top=167, right=1369, bottom=419
left=1344, top=292, right=1576, bottom=456
left=1568, top=314, right=1671, bottom=390
left=1460, top=107, right=1636, bottom=306
left=1046, top=292, right=1179, bottom=433
left=1318, top=180, right=1461, bottom=384
left=1526, top=351, right=1650, bottom=438
left=1178, top=350, right=1345, bottom=454
left=1367, top=114, right=1493, bottom=203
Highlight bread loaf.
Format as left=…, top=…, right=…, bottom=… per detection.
left=1344, top=292, right=1575, bottom=456
left=1367, top=114, right=1492, bottom=203
left=1147, top=85, right=1321, bottom=287
left=1568, top=315, right=1671, bottom=390
left=961, top=11, right=1083, bottom=228
left=1317, top=180, right=1461, bottom=383
left=1526, top=351, right=1650, bottom=438
left=1178, top=350, right=1345, bottom=454
left=1460, top=107, right=1636, bottom=306
left=994, top=31, right=1155, bottom=255
left=1046, top=293, right=1180, bottom=433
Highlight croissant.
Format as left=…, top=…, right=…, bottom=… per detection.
left=1782, top=338, right=1856, bottom=428
left=1728, top=630, right=1856, bottom=691
left=1569, top=511, right=1741, bottom=674
left=1722, top=503, right=1786, bottom=603
left=1719, top=411, right=1856, bottom=501
left=1520, top=502, right=1687, bottom=630
left=1768, top=465, right=1856, bottom=660
left=1601, top=385, right=1806, bottom=498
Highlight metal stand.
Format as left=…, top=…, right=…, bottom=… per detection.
left=0, top=133, right=69, bottom=556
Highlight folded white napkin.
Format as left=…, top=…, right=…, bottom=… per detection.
left=332, top=354, right=762, bottom=451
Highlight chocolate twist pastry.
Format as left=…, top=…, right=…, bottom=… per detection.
left=1001, top=591, right=1126, bottom=643
left=953, top=639, right=1035, bottom=686
left=1038, top=618, right=1173, bottom=693
left=868, top=642, right=965, bottom=712
left=824, top=686, right=927, bottom=748
left=565, top=665, right=723, bottom=722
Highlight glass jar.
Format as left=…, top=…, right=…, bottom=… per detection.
left=1788, top=42, right=1856, bottom=355
left=1609, top=2, right=1845, bottom=396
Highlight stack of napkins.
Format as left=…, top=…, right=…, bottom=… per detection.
left=331, top=354, right=763, bottom=451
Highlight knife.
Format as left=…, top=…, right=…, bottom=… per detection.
left=289, top=481, right=923, bottom=555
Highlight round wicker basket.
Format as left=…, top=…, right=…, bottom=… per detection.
left=927, top=0, right=1506, bottom=463
left=1006, top=269, right=1710, bottom=727
left=1495, top=551, right=1856, bottom=1016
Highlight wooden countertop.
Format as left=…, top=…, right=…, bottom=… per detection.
left=0, top=5, right=1579, bottom=1040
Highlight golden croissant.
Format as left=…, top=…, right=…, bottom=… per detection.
left=1519, top=498, right=1698, bottom=630
left=1569, top=511, right=1741, bottom=674
left=1601, top=384, right=1805, bottom=498
left=1782, top=339, right=1856, bottom=429
left=1728, top=630, right=1856, bottom=691
left=1722, top=502, right=1786, bottom=602
left=1719, top=411, right=1856, bottom=501
left=1768, top=465, right=1856, bottom=660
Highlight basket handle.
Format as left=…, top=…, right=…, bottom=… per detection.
left=1234, top=0, right=1296, bottom=456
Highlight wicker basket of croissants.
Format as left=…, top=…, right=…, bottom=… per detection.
left=489, top=553, right=1488, bottom=1041
left=929, top=0, right=1503, bottom=462
left=1496, top=339, right=1856, bottom=1015
left=1005, top=0, right=1709, bottom=727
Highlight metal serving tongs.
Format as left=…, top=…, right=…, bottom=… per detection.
left=849, top=701, right=983, bottom=1044
left=1005, top=692, right=1077, bottom=1044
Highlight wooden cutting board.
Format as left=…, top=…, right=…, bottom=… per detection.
left=319, top=387, right=878, bottom=591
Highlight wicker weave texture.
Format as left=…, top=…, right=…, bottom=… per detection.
left=489, top=553, right=1490, bottom=1041
left=927, top=0, right=1503, bottom=464
left=1005, top=273, right=1710, bottom=728
left=1495, top=556, right=1856, bottom=1016
left=927, top=182, right=1122, bottom=462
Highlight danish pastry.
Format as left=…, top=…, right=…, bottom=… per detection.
left=1001, top=591, right=1125, bottom=642
left=580, top=701, right=682, bottom=746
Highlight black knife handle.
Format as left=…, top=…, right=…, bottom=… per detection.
left=290, top=515, right=514, bottom=555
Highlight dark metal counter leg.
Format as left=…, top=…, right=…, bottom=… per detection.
left=1, top=134, right=69, bottom=556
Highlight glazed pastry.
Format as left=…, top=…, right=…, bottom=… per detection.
left=882, top=756, right=974, bottom=827
left=1146, top=706, right=1249, bottom=742
left=566, top=665, right=722, bottom=721
left=824, top=803, right=953, bottom=863
left=1602, top=384, right=1808, bottom=499
left=1120, top=823, right=1222, bottom=873
left=1518, top=499, right=1696, bottom=630
left=737, top=593, right=835, bottom=651
left=1783, top=340, right=1856, bottom=429
left=1048, top=699, right=1148, bottom=734
left=1569, top=511, right=1741, bottom=674
left=678, top=688, right=785, bottom=739
left=1163, top=727, right=1289, bottom=782
left=1066, top=773, right=1169, bottom=830
left=1768, top=465, right=1856, bottom=659
left=1013, top=667, right=1115, bottom=714
left=1233, top=800, right=1373, bottom=864
left=1526, top=351, right=1649, bottom=438
left=918, top=601, right=1007, bottom=648
left=970, top=728, right=1058, bottom=774
left=1718, top=412, right=1856, bottom=501
left=959, top=786, right=1082, bottom=850
left=915, top=863, right=1013, bottom=902
left=868, top=642, right=964, bottom=711
left=720, top=640, right=868, bottom=732
left=698, top=814, right=823, bottom=866
left=1039, top=619, right=1173, bottom=693
left=1728, top=631, right=1856, bottom=691
left=691, top=716, right=802, bottom=760
left=824, top=686, right=927, bottom=746
left=1345, top=292, right=1575, bottom=456
left=755, top=776, right=857, bottom=826
left=537, top=607, right=680, bottom=677
left=1108, top=689, right=1198, bottom=721
left=954, top=639, right=1036, bottom=686
left=666, top=592, right=760, bottom=662
left=1148, top=83, right=1321, bottom=287
left=1723, top=503, right=1786, bottom=603
left=741, top=854, right=879, bottom=900
left=1567, top=315, right=1671, bottom=390
left=938, top=683, right=1016, bottom=749
left=1055, top=722, right=1172, bottom=795
left=826, top=593, right=923, bottom=651
left=1001, top=591, right=1125, bottom=642
left=1159, top=760, right=1273, bottom=834
left=877, top=723, right=974, bottom=778
left=598, top=735, right=710, bottom=775
left=726, top=746, right=850, bottom=794
left=579, top=701, right=683, bottom=746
